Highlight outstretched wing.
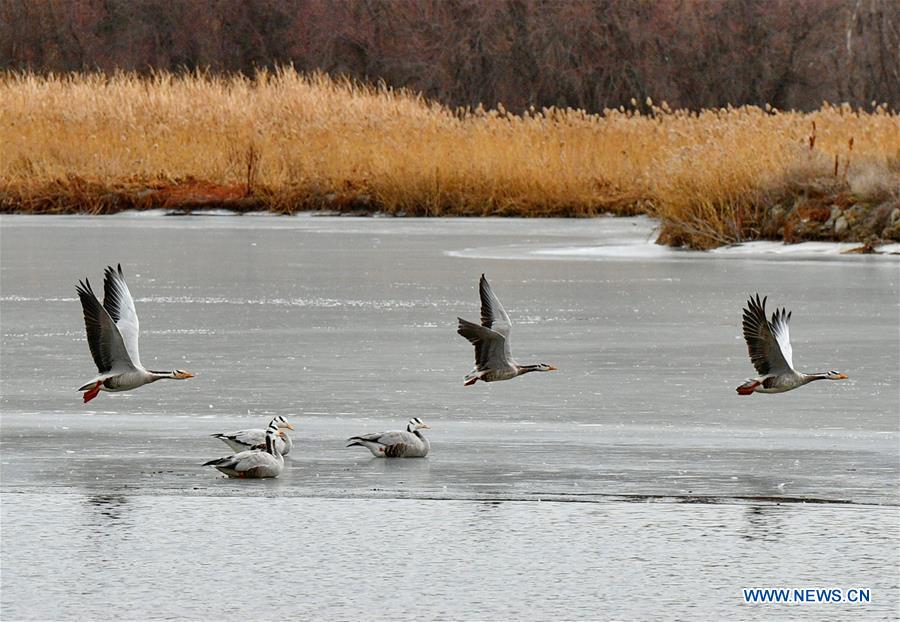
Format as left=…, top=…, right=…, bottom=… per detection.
left=103, top=264, right=142, bottom=369
left=76, top=278, right=135, bottom=374
left=742, top=294, right=793, bottom=375
left=457, top=317, right=511, bottom=371
left=479, top=274, right=512, bottom=338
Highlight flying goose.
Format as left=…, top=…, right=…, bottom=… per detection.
left=76, top=264, right=193, bottom=402
left=346, top=417, right=430, bottom=458
left=212, top=415, right=295, bottom=456
left=204, top=421, right=284, bottom=478
left=457, top=274, right=556, bottom=385
left=736, top=294, right=848, bottom=395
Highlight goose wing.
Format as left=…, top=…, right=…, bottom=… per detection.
left=204, top=448, right=274, bottom=472
left=103, top=264, right=142, bottom=368
left=215, top=429, right=264, bottom=448
left=76, top=278, right=136, bottom=374
left=350, top=429, right=414, bottom=452
left=742, top=294, right=794, bottom=375
left=479, top=275, right=512, bottom=336
left=457, top=317, right=512, bottom=371
left=372, top=430, right=415, bottom=446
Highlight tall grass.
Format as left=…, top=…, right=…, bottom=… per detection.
left=1, top=69, right=897, bottom=247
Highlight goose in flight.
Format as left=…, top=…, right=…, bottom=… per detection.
left=204, top=421, right=284, bottom=478
left=736, top=294, right=847, bottom=395
left=457, top=274, right=556, bottom=385
left=346, top=417, right=430, bottom=458
left=76, top=264, right=193, bottom=403
left=212, top=415, right=295, bottom=456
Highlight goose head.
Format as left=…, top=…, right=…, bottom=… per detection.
left=407, top=417, right=430, bottom=432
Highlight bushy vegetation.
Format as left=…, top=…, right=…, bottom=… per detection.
left=1, top=69, right=897, bottom=249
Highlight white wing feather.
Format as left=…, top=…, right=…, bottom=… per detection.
left=103, top=265, right=142, bottom=369
left=770, top=308, right=794, bottom=370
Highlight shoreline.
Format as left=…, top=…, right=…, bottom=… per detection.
left=3, top=203, right=898, bottom=257
left=2, top=182, right=897, bottom=253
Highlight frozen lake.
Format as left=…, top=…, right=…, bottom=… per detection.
left=2, top=214, right=898, bottom=620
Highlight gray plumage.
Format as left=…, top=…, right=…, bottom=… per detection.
left=457, top=274, right=556, bottom=384
left=212, top=415, right=294, bottom=455
left=736, top=294, right=847, bottom=395
left=204, top=424, right=284, bottom=478
left=346, top=418, right=430, bottom=458
left=76, top=264, right=193, bottom=402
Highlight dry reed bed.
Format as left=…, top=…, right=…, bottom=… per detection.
left=1, top=69, right=898, bottom=249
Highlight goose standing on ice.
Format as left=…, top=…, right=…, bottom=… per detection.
left=736, top=294, right=848, bottom=395
left=76, top=264, right=193, bottom=402
left=204, top=421, right=285, bottom=478
left=212, top=415, right=295, bottom=456
left=346, top=418, right=430, bottom=458
left=457, top=274, right=556, bottom=385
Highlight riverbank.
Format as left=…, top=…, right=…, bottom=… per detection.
left=2, top=69, right=897, bottom=249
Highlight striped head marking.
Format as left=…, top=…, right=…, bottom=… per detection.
left=271, top=415, right=295, bottom=430
left=407, top=417, right=430, bottom=431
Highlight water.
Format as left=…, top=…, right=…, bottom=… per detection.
left=2, top=214, right=898, bottom=620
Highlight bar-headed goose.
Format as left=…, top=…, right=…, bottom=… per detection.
left=737, top=294, right=848, bottom=395
left=212, top=415, right=295, bottom=456
left=204, top=421, right=284, bottom=478
left=457, top=274, right=556, bottom=385
left=76, top=264, right=193, bottom=402
left=346, top=417, right=430, bottom=458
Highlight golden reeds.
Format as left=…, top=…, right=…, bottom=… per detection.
left=1, top=68, right=897, bottom=248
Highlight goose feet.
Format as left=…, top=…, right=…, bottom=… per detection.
left=82, top=381, right=102, bottom=403
left=736, top=380, right=760, bottom=395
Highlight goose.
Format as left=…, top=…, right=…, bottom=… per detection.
left=211, top=415, right=295, bottom=456
left=457, top=274, right=556, bottom=385
left=346, top=417, right=430, bottom=458
left=76, top=264, right=193, bottom=403
left=736, top=294, right=848, bottom=395
left=204, top=421, right=284, bottom=478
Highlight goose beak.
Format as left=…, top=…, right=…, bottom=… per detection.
left=548, top=366, right=558, bottom=371
left=421, top=424, right=431, bottom=429
left=836, top=373, right=848, bottom=379
left=286, top=423, right=295, bottom=430
left=176, top=371, right=194, bottom=379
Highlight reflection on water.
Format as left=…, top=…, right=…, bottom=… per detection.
left=740, top=505, right=786, bottom=543
left=85, top=494, right=129, bottom=522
